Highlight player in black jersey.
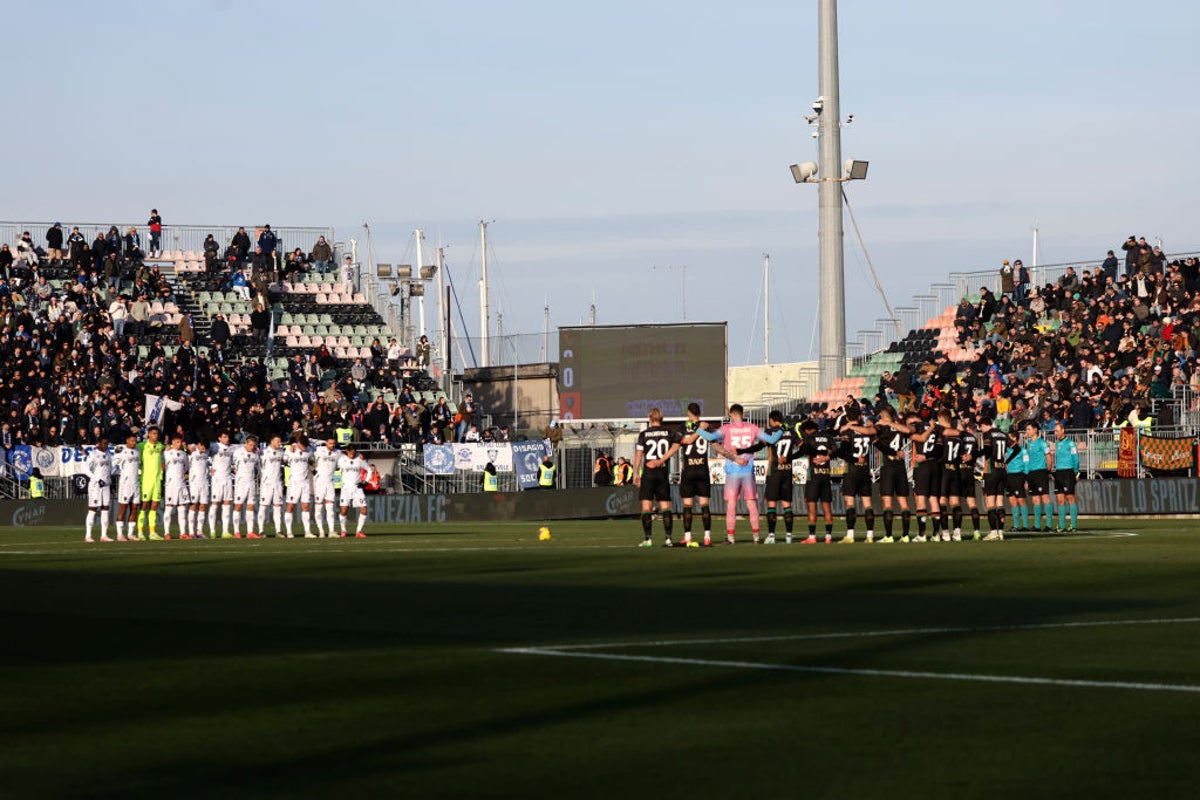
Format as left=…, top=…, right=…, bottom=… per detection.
left=796, top=419, right=839, bottom=543
left=837, top=403, right=877, bottom=543
left=739, top=410, right=802, bottom=544
left=933, top=410, right=965, bottom=541
left=907, top=411, right=942, bottom=542
left=633, top=407, right=683, bottom=547
left=958, top=418, right=983, bottom=540
left=872, top=407, right=914, bottom=542
left=978, top=414, right=1009, bottom=540
left=678, top=402, right=715, bottom=547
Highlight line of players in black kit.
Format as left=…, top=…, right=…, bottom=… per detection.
left=640, top=402, right=1023, bottom=547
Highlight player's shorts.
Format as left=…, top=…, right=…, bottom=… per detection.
left=912, top=461, right=941, bottom=497
left=841, top=464, right=873, bottom=497
left=1005, top=472, right=1026, bottom=498
left=234, top=482, right=258, bottom=506
left=259, top=483, right=284, bottom=507
left=723, top=472, right=758, bottom=503
left=957, top=466, right=979, bottom=500
left=117, top=479, right=139, bottom=506
left=339, top=486, right=366, bottom=507
left=164, top=482, right=190, bottom=506
left=313, top=481, right=336, bottom=504
left=878, top=459, right=909, bottom=497
left=210, top=478, right=233, bottom=503
left=87, top=481, right=111, bottom=508
left=804, top=473, right=833, bottom=504
left=638, top=472, right=671, bottom=503
left=1053, top=469, right=1077, bottom=495
left=1025, top=468, right=1049, bottom=496
left=286, top=482, right=312, bottom=506
left=188, top=481, right=210, bottom=505
left=763, top=471, right=794, bottom=504
left=983, top=469, right=1007, bottom=497
left=939, top=465, right=961, bottom=499
left=677, top=468, right=711, bottom=501
left=140, top=479, right=163, bottom=504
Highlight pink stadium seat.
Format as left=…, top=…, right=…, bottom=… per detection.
left=315, top=293, right=328, bottom=305
left=335, top=335, right=351, bottom=348
left=352, top=293, right=366, bottom=305
left=310, top=336, right=324, bottom=348
left=358, top=346, right=372, bottom=359
left=285, top=335, right=299, bottom=348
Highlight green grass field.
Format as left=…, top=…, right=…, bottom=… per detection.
left=2, top=519, right=1199, bottom=799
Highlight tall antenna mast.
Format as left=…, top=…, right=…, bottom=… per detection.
left=479, top=221, right=490, bottom=367
left=763, top=253, right=771, bottom=364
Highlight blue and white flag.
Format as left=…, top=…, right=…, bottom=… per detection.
left=143, top=394, right=182, bottom=429
left=512, top=440, right=550, bottom=490
left=423, top=444, right=456, bottom=475
left=8, top=445, right=32, bottom=479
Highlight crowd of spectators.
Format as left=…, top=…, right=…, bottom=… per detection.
left=869, top=237, right=1200, bottom=434
left=0, top=218, right=472, bottom=462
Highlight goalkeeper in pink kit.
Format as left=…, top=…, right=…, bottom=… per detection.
left=696, top=404, right=781, bottom=544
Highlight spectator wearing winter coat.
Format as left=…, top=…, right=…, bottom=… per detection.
left=210, top=313, right=231, bottom=346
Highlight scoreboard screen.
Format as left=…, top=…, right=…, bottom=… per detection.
left=557, top=323, right=727, bottom=420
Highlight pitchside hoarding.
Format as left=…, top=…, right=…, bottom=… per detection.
left=558, top=323, right=727, bottom=420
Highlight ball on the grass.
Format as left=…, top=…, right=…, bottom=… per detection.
left=538, top=526, right=552, bottom=541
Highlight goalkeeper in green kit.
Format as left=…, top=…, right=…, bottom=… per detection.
left=138, top=427, right=166, bottom=540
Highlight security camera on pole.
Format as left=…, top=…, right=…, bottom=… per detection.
left=788, top=0, right=868, bottom=390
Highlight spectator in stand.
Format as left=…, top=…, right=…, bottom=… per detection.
left=45, top=223, right=64, bottom=265
left=232, top=267, right=251, bottom=301
left=203, top=234, right=220, bottom=272
left=285, top=248, right=306, bottom=281
left=342, top=255, right=355, bottom=286
left=1012, top=259, right=1029, bottom=306
left=0, top=244, right=12, bottom=278
left=311, top=236, right=333, bottom=274
left=124, top=227, right=143, bottom=264
left=1102, top=249, right=1119, bottom=281
left=16, top=231, right=38, bottom=269
left=258, top=225, right=278, bottom=269
left=415, top=335, right=431, bottom=369
left=230, top=226, right=252, bottom=261
left=109, top=296, right=128, bottom=337
left=147, top=209, right=163, bottom=255
left=386, top=338, right=404, bottom=370
left=129, top=294, right=150, bottom=337
left=251, top=303, right=270, bottom=341
left=210, top=313, right=231, bottom=347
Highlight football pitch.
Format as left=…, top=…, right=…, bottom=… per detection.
left=2, top=519, right=1198, bottom=798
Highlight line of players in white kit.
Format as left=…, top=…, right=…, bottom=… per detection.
left=82, top=429, right=372, bottom=542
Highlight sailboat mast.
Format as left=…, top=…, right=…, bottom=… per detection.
left=480, top=221, right=490, bottom=368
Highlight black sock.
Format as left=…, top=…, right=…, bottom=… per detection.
left=998, top=507, right=1006, bottom=528
left=682, top=507, right=694, bottom=533
left=701, top=507, right=712, bottom=532
left=953, top=506, right=964, bottom=530
left=939, top=510, right=950, bottom=532
left=662, top=510, right=673, bottom=538
left=824, top=523, right=833, bottom=535
left=641, top=512, right=653, bottom=538
left=865, top=509, right=875, bottom=532
left=846, top=507, right=858, bottom=531
left=783, top=510, right=794, bottom=533
left=766, top=509, right=777, bottom=534
left=902, top=510, right=912, bottom=534
left=808, top=524, right=816, bottom=536
left=883, top=510, right=894, bottom=535
left=987, top=508, right=997, bottom=530
left=917, top=513, right=927, bottom=534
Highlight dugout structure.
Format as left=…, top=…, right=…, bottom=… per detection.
left=557, top=323, right=727, bottom=423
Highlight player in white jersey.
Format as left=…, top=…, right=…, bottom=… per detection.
left=85, top=437, right=114, bottom=542
left=257, top=435, right=287, bottom=537
left=162, top=435, right=191, bottom=539
left=337, top=445, right=370, bottom=538
left=113, top=434, right=142, bottom=541
left=188, top=443, right=211, bottom=539
left=232, top=436, right=262, bottom=538
left=209, top=432, right=235, bottom=538
left=312, top=436, right=341, bottom=537
left=283, top=436, right=315, bottom=538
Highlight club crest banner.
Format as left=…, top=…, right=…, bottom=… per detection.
left=1138, top=433, right=1195, bottom=472
left=423, top=444, right=456, bottom=476
left=512, top=440, right=551, bottom=490
left=453, top=443, right=514, bottom=472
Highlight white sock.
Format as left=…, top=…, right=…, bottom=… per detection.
left=314, top=506, right=324, bottom=536
left=115, top=519, right=124, bottom=538
left=301, top=510, right=311, bottom=537
left=326, top=504, right=337, bottom=534
left=232, top=507, right=241, bottom=535
left=257, top=505, right=267, bottom=533
left=340, top=512, right=348, bottom=533
left=273, top=506, right=283, bottom=535
left=86, top=510, right=96, bottom=539
left=356, top=512, right=365, bottom=534
left=222, top=504, right=232, bottom=535
left=208, top=505, right=218, bottom=534
left=284, top=511, right=294, bottom=537
left=100, top=509, right=110, bottom=537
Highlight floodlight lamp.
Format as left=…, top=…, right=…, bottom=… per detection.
left=376, top=263, right=393, bottom=278
left=844, top=159, right=869, bottom=181
left=419, top=265, right=437, bottom=280
left=396, top=264, right=413, bottom=279
left=790, top=161, right=818, bottom=183
left=408, top=282, right=425, bottom=297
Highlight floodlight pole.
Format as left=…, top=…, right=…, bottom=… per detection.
left=817, top=0, right=846, bottom=386
left=415, top=228, right=426, bottom=337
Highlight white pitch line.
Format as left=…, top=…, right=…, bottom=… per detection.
left=512, top=616, right=1200, bottom=652
left=498, top=647, right=1200, bottom=694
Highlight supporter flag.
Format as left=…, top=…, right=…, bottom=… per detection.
left=1138, top=433, right=1195, bottom=472
left=423, top=444, right=456, bottom=476
left=31, top=446, right=58, bottom=477
left=8, top=445, right=33, bottom=479
left=143, top=394, right=183, bottom=430
left=512, top=440, right=550, bottom=490
left=71, top=474, right=90, bottom=497
left=1117, top=427, right=1138, bottom=478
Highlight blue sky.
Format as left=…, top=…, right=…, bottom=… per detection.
left=7, top=0, right=1198, bottom=366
